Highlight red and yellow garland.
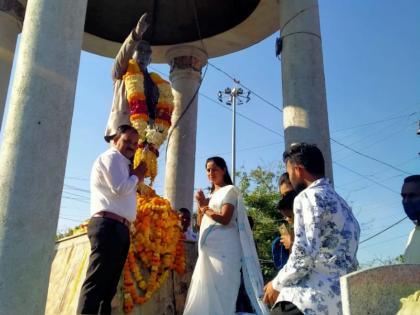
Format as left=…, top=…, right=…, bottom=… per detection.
left=122, top=60, right=186, bottom=313
left=124, top=59, right=174, bottom=184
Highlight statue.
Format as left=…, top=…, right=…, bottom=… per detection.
left=104, top=13, right=174, bottom=183
left=104, top=13, right=152, bottom=141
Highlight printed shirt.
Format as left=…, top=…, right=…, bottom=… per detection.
left=272, top=178, right=360, bottom=315
left=90, top=148, right=139, bottom=222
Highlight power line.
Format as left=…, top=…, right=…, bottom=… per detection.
left=331, top=138, right=412, bottom=175
left=149, top=67, right=283, bottom=137
left=64, top=184, right=90, bottom=194
left=151, top=64, right=412, bottom=196
left=59, top=216, right=85, bottom=223
left=197, top=141, right=282, bottom=159
left=333, top=119, right=417, bottom=160
left=207, top=62, right=283, bottom=113
left=333, top=161, right=400, bottom=195
left=359, top=216, right=408, bottom=244
left=208, top=62, right=414, bottom=176
left=200, top=93, right=283, bottom=137
left=359, top=233, right=407, bottom=250
left=332, top=112, right=417, bottom=133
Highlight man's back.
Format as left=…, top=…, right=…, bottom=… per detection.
left=274, top=178, right=360, bottom=315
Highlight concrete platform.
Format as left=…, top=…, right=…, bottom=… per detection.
left=45, top=234, right=198, bottom=315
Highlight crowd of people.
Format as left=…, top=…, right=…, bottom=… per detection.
left=74, top=12, right=419, bottom=315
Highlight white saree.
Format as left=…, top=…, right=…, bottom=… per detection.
left=183, top=185, right=269, bottom=315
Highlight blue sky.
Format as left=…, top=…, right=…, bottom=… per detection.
left=1, top=0, right=419, bottom=264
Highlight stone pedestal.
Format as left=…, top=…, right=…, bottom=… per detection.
left=0, top=0, right=87, bottom=313
left=164, top=46, right=207, bottom=211
left=340, top=264, right=420, bottom=315
left=45, top=234, right=198, bottom=315
left=0, top=0, right=24, bottom=130
left=279, top=0, right=333, bottom=181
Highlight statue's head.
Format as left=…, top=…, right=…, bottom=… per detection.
left=133, top=40, right=152, bottom=68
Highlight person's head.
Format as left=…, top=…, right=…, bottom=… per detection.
left=133, top=40, right=152, bottom=68
left=179, top=208, right=191, bottom=232
left=401, top=175, right=420, bottom=224
left=277, top=190, right=297, bottom=225
left=205, top=156, right=233, bottom=192
left=279, top=172, right=293, bottom=196
left=111, top=125, right=139, bottom=159
left=283, top=143, right=325, bottom=193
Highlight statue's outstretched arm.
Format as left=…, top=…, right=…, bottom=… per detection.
left=112, top=13, right=150, bottom=81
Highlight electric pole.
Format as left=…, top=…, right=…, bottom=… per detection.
left=218, top=80, right=250, bottom=184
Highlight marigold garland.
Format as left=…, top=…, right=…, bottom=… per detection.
left=122, top=61, right=186, bottom=313
left=124, top=59, right=174, bottom=184
left=123, top=193, right=186, bottom=313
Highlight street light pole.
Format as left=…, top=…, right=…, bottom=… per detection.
left=218, top=82, right=251, bottom=185
left=231, top=88, right=237, bottom=184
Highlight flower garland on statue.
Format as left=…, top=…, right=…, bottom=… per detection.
left=121, top=60, right=186, bottom=313
left=122, top=191, right=186, bottom=313
left=124, top=58, right=174, bottom=184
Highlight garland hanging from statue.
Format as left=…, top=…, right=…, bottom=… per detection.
left=122, top=59, right=186, bottom=313
left=124, top=59, right=174, bottom=184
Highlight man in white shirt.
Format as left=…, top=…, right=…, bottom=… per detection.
left=263, top=143, right=360, bottom=315
left=179, top=208, right=197, bottom=241
left=77, top=125, right=146, bottom=315
left=401, top=175, right=420, bottom=264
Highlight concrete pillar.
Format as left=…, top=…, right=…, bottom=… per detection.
left=279, top=0, right=333, bottom=181
left=0, top=0, right=24, bottom=131
left=164, top=46, right=207, bottom=211
left=0, top=0, right=87, bottom=313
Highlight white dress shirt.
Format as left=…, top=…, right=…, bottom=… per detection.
left=272, top=178, right=360, bottom=315
left=90, top=148, right=139, bottom=222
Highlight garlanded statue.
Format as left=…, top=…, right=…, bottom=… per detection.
left=105, top=13, right=174, bottom=184
left=103, top=14, right=184, bottom=313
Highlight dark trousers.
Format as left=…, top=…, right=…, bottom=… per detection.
left=270, top=302, right=304, bottom=315
left=77, top=217, right=130, bottom=315
left=236, top=269, right=254, bottom=313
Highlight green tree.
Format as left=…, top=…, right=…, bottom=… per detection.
left=237, top=164, right=284, bottom=282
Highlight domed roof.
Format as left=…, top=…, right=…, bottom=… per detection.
left=81, top=0, right=279, bottom=63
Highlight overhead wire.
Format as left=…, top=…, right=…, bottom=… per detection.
left=207, top=60, right=414, bottom=177
left=333, top=161, right=400, bottom=195
left=359, top=233, right=408, bottom=251
left=207, top=62, right=283, bottom=113
left=164, top=0, right=209, bottom=161
left=149, top=66, right=284, bottom=138
left=333, top=118, right=417, bottom=160
left=359, top=216, right=408, bottom=244
left=331, top=138, right=412, bottom=175
left=332, top=112, right=417, bottom=133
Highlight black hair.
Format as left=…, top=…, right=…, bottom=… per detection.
left=179, top=208, right=191, bottom=215
left=277, top=190, right=297, bottom=212
left=279, top=172, right=291, bottom=186
left=404, top=175, right=420, bottom=184
left=283, top=143, right=325, bottom=177
left=104, top=124, right=138, bottom=143
left=205, top=156, right=234, bottom=193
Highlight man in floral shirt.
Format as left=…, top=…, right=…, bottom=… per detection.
left=263, top=143, right=360, bottom=315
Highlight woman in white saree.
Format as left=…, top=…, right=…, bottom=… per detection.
left=183, top=157, right=269, bottom=315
